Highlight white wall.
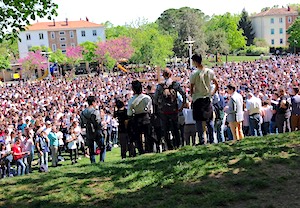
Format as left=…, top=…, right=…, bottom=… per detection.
left=252, top=15, right=287, bottom=47
left=18, top=31, right=49, bottom=58
left=76, top=26, right=106, bottom=44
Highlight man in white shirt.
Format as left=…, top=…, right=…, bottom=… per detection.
left=246, top=93, right=262, bottom=136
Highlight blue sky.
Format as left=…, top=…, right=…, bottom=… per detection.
left=37, top=0, right=299, bottom=25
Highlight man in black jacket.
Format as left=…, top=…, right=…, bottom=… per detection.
left=80, top=96, right=106, bottom=163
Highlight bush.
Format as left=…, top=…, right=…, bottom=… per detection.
left=236, top=46, right=269, bottom=56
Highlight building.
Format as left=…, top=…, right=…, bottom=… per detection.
left=251, top=7, right=298, bottom=47
left=18, top=19, right=105, bottom=58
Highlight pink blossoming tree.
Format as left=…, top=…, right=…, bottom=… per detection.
left=18, top=50, right=48, bottom=79
left=95, top=36, right=134, bottom=71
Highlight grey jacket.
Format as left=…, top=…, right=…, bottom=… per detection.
left=80, top=107, right=102, bottom=140
left=226, top=92, right=244, bottom=122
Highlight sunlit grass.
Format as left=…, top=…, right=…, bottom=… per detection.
left=0, top=132, right=299, bottom=208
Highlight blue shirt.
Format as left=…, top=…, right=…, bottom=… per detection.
left=48, top=132, right=59, bottom=147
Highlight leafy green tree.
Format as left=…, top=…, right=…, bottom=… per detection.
left=206, top=29, right=229, bottom=55
left=130, top=23, right=174, bottom=67
left=29, top=46, right=51, bottom=53
left=80, top=41, right=97, bottom=72
left=156, top=7, right=207, bottom=57
left=238, top=9, right=255, bottom=46
left=0, top=0, right=58, bottom=41
left=287, top=18, right=300, bottom=52
left=104, top=22, right=131, bottom=40
left=0, top=37, right=19, bottom=60
left=253, top=38, right=269, bottom=47
left=206, top=13, right=246, bottom=51
left=288, top=4, right=300, bottom=15
left=49, top=49, right=67, bottom=64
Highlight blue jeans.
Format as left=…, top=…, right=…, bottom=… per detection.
left=39, top=151, right=48, bottom=169
left=226, top=127, right=233, bottom=141
left=270, top=121, right=277, bottom=134
left=16, top=159, right=26, bottom=176
left=88, top=137, right=106, bottom=163
left=196, top=119, right=214, bottom=144
left=215, top=119, right=224, bottom=143
left=249, top=114, right=262, bottom=136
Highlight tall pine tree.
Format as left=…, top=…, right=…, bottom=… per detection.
left=238, top=9, right=255, bottom=46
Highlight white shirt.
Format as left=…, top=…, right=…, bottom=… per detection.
left=246, top=96, right=262, bottom=115
left=182, top=108, right=196, bottom=124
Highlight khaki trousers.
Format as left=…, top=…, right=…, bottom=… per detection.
left=229, top=121, right=244, bottom=141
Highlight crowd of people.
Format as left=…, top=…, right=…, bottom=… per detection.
left=0, top=54, right=299, bottom=178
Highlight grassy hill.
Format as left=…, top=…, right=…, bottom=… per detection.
left=0, top=132, right=299, bottom=208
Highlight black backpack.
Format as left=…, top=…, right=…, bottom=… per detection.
left=159, top=82, right=178, bottom=113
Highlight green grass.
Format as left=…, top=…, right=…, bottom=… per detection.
left=0, top=132, right=299, bottom=208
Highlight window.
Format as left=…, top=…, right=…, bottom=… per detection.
left=270, top=18, right=274, bottom=24
left=92, top=30, right=97, bottom=36
left=271, top=29, right=275, bottom=35
left=271, top=39, right=274, bottom=45
left=279, top=28, right=283, bottom=34
left=51, top=32, right=55, bottom=39
left=279, top=17, right=283, bottom=23
left=39, top=33, right=44, bottom=40
left=26, top=34, right=31, bottom=40
left=60, top=44, right=66, bottom=48
left=62, top=49, right=66, bottom=53
left=280, top=39, right=283, bottom=44
left=52, top=44, right=57, bottom=52
left=60, top=37, right=66, bottom=41
left=288, top=16, right=292, bottom=23
left=71, top=43, right=75, bottom=47
left=59, top=31, right=65, bottom=35
left=81, top=31, right=86, bottom=37
left=70, top=31, right=74, bottom=38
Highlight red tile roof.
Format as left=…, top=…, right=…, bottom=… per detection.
left=252, top=8, right=298, bottom=17
left=26, top=20, right=103, bottom=31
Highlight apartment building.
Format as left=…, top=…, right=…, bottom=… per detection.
left=251, top=7, right=298, bottom=47
left=18, top=19, right=105, bottom=58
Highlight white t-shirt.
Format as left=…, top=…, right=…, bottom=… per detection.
left=67, top=134, right=77, bottom=150
left=182, top=108, right=196, bottom=124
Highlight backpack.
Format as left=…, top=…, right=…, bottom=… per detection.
left=159, top=82, right=178, bottom=113
left=82, top=110, right=103, bottom=141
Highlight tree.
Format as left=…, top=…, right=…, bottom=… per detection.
left=18, top=50, right=48, bottom=79
left=156, top=7, right=207, bottom=57
left=129, top=23, right=173, bottom=67
left=0, top=0, right=58, bottom=41
left=206, top=13, right=246, bottom=51
left=95, top=36, right=134, bottom=70
left=104, top=21, right=131, bottom=40
left=80, top=41, right=98, bottom=73
left=66, top=46, right=83, bottom=73
left=287, top=18, right=300, bottom=52
left=253, top=38, right=269, bottom=47
left=238, top=9, right=255, bottom=46
left=206, top=29, right=229, bottom=55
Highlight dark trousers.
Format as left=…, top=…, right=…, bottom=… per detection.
left=88, top=137, right=106, bottom=163
left=70, top=149, right=78, bottom=163
left=119, top=132, right=129, bottom=159
left=161, top=113, right=180, bottom=150
left=249, top=114, right=262, bottom=136
left=276, top=114, right=291, bottom=133
left=262, top=122, right=270, bottom=136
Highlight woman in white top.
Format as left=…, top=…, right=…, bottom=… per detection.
left=66, top=126, right=78, bottom=165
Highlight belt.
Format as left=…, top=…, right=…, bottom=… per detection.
left=249, top=113, right=259, bottom=116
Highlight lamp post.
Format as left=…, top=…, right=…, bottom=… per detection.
left=184, top=36, right=195, bottom=69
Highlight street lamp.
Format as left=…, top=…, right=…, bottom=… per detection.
left=184, top=36, right=195, bottom=69
left=41, top=51, right=52, bottom=78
